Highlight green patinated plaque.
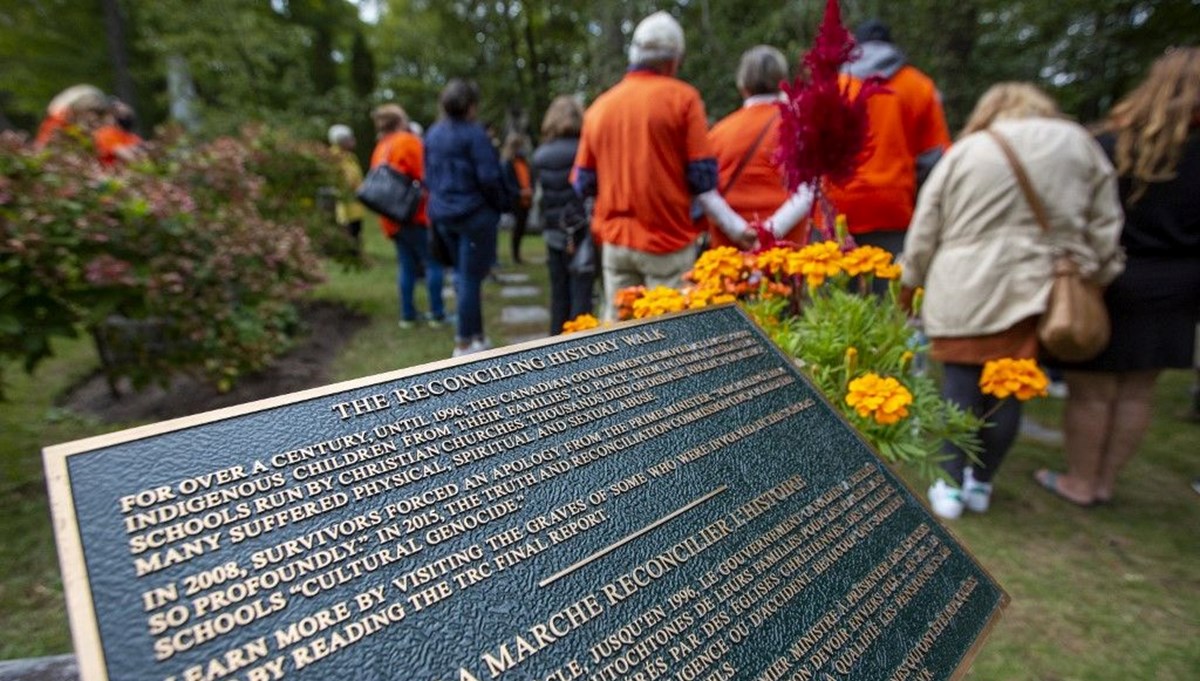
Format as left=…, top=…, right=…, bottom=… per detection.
left=45, top=305, right=1005, bottom=681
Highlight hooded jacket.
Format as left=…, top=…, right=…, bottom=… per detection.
left=828, top=41, right=951, bottom=235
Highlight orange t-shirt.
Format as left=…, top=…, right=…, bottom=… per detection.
left=706, top=102, right=808, bottom=248
left=575, top=71, right=712, bottom=254
left=93, top=125, right=143, bottom=166
left=369, top=130, right=427, bottom=237
left=826, top=66, right=951, bottom=235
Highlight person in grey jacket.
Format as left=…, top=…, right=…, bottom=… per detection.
left=532, top=95, right=594, bottom=334
left=901, top=82, right=1124, bottom=520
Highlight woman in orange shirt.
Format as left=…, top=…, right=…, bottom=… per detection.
left=369, top=104, right=446, bottom=328
left=707, top=46, right=813, bottom=248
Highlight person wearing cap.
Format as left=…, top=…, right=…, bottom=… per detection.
left=370, top=104, right=447, bottom=330
left=573, top=11, right=751, bottom=319
left=705, top=45, right=814, bottom=248
left=828, top=20, right=951, bottom=256
left=327, top=124, right=365, bottom=255
left=35, top=84, right=108, bottom=148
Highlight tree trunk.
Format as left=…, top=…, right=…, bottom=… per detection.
left=101, top=0, right=138, bottom=129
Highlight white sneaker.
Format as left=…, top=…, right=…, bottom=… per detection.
left=928, top=479, right=964, bottom=519
left=962, top=468, right=993, bottom=513
left=451, top=338, right=492, bottom=358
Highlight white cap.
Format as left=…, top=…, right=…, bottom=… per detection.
left=628, top=11, right=685, bottom=65
left=328, top=124, right=353, bottom=145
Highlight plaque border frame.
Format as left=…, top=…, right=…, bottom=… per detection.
left=43, top=305, right=1008, bottom=681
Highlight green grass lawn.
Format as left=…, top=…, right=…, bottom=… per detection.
left=1, top=223, right=1197, bottom=678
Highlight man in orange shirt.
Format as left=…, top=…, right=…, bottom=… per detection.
left=574, top=11, right=750, bottom=319
left=828, top=20, right=951, bottom=255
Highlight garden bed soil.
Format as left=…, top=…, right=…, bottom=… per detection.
left=60, top=301, right=368, bottom=424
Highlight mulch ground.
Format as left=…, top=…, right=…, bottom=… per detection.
left=59, top=301, right=368, bottom=424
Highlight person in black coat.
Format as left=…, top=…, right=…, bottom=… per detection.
left=1042, top=47, right=1200, bottom=505
left=532, top=96, right=595, bottom=334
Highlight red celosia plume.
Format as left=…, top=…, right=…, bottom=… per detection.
left=775, top=0, right=886, bottom=191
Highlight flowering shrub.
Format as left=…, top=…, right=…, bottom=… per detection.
left=980, top=359, right=1049, bottom=401
left=0, top=130, right=324, bottom=395
left=587, top=238, right=981, bottom=479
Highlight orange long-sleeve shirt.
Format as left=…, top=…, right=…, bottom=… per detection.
left=706, top=101, right=809, bottom=248
left=369, top=130, right=427, bottom=237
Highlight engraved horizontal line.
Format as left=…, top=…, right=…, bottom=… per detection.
left=538, top=485, right=729, bottom=588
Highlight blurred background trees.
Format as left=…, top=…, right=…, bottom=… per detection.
left=1, top=0, right=1197, bottom=143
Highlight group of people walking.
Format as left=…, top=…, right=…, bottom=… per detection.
left=338, top=10, right=1197, bottom=514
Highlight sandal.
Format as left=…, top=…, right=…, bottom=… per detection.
left=1033, top=470, right=1095, bottom=508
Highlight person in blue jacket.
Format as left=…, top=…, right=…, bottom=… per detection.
left=424, top=79, right=507, bottom=357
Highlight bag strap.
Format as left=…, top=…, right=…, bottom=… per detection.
left=721, top=112, right=778, bottom=195
left=985, top=129, right=1053, bottom=233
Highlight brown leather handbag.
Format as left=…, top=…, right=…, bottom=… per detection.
left=986, top=130, right=1111, bottom=362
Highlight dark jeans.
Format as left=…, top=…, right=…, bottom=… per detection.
left=512, top=207, right=529, bottom=263
left=438, top=208, right=498, bottom=341
left=547, top=245, right=595, bottom=334
left=940, top=362, right=1022, bottom=484
left=393, top=228, right=445, bottom=322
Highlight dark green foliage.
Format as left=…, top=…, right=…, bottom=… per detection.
left=0, top=130, right=328, bottom=395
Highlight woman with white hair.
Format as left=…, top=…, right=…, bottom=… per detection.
left=706, top=45, right=813, bottom=248
left=327, top=124, right=365, bottom=256
left=901, top=83, right=1125, bottom=519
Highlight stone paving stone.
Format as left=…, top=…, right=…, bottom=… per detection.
left=501, top=306, right=550, bottom=325
left=505, top=333, right=548, bottom=346
left=500, top=285, right=541, bottom=299
left=492, top=272, right=531, bottom=284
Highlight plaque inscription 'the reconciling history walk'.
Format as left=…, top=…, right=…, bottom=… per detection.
left=44, top=306, right=1006, bottom=681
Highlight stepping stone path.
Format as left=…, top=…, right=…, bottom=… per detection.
left=495, top=274, right=550, bottom=347
left=500, top=285, right=541, bottom=299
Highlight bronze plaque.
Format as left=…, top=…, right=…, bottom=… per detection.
left=44, top=305, right=1006, bottom=681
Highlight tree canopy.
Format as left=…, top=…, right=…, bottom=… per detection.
left=1, top=0, right=1196, bottom=142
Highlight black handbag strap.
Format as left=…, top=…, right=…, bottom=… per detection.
left=985, top=129, right=1052, bottom=233
left=721, top=112, right=778, bottom=195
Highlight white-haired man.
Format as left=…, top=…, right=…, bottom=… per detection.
left=573, top=11, right=750, bottom=319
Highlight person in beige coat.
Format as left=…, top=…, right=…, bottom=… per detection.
left=901, top=83, right=1125, bottom=519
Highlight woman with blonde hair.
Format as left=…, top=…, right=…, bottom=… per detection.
left=901, top=82, right=1125, bottom=519
left=1039, top=47, right=1200, bottom=506
left=532, top=95, right=595, bottom=333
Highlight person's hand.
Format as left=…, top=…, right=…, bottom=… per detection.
left=732, top=229, right=759, bottom=251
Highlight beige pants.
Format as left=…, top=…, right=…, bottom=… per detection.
left=601, top=242, right=697, bottom=320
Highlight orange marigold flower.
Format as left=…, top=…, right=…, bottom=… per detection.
left=786, top=240, right=843, bottom=286
left=632, top=286, right=686, bottom=319
left=688, top=246, right=746, bottom=286
left=840, top=245, right=893, bottom=276
left=614, top=286, right=647, bottom=320
left=874, top=262, right=902, bottom=279
left=845, top=373, right=913, bottom=425
left=979, top=358, right=1049, bottom=401
left=561, top=314, right=600, bottom=334
left=754, top=247, right=793, bottom=276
